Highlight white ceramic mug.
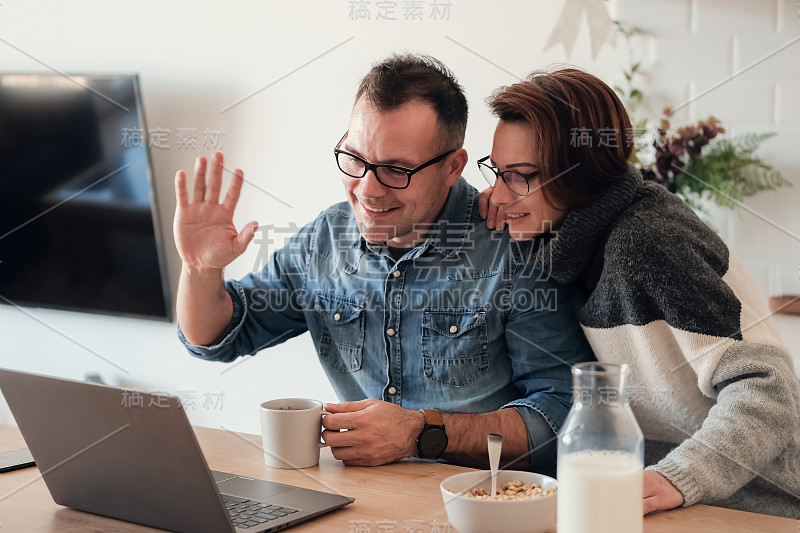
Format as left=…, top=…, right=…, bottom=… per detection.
left=259, top=398, right=328, bottom=469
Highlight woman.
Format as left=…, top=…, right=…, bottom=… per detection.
left=478, top=67, right=800, bottom=518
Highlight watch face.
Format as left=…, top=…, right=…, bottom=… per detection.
left=419, top=427, right=448, bottom=458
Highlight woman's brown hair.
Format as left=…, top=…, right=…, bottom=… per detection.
left=487, top=67, right=634, bottom=209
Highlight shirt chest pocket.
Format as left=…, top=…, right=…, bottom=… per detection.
left=421, top=307, right=489, bottom=387
left=315, top=293, right=365, bottom=373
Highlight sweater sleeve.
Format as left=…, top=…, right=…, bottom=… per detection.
left=648, top=340, right=799, bottom=506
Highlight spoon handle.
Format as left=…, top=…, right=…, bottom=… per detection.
left=488, top=433, right=502, bottom=496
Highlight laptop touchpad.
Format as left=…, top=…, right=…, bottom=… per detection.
left=217, top=476, right=296, bottom=499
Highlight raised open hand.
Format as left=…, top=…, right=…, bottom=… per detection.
left=173, top=152, right=258, bottom=271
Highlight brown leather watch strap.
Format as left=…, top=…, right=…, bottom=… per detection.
left=420, top=409, right=444, bottom=427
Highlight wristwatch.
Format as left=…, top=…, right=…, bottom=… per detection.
left=416, top=409, right=448, bottom=459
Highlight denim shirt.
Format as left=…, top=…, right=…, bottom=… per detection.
left=179, top=178, right=594, bottom=466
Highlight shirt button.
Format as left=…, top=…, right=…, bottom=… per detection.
left=392, top=270, right=401, bottom=278
left=334, top=313, right=341, bottom=321
left=388, top=386, right=397, bottom=395
left=387, top=328, right=396, bottom=336
left=449, top=325, right=458, bottom=334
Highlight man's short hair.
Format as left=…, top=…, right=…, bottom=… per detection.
left=355, top=54, right=468, bottom=151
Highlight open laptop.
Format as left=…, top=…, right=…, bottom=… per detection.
left=0, top=368, right=353, bottom=532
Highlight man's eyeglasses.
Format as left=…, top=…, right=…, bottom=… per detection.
left=334, top=132, right=455, bottom=190
left=477, top=155, right=540, bottom=197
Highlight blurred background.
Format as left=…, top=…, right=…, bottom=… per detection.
left=0, top=0, right=798, bottom=433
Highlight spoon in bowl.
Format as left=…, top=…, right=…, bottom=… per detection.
left=487, top=433, right=502, bottom=497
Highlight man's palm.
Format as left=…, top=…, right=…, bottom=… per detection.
left=173, top=152, right=257, bottom=271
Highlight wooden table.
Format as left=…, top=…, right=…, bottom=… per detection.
left=0, top=425, right=797, bottom=532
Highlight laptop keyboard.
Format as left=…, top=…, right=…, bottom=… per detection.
left=222, top=494, right=300, bottom=529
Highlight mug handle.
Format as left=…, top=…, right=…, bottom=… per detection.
left=320, top=409, right=330, bottom=448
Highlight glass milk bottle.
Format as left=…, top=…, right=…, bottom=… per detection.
left=557, top=362, right=644, bottom=533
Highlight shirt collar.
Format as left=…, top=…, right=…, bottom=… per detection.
left=426, top=177, right=475, bottom=257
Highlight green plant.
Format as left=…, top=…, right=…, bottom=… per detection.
left=612, top=21, right=791, bottom=213
left=678, top=132, right=791, bottom=211
left=613, top=21, right=648, bottom=166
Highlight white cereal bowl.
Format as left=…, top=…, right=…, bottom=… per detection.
left=440, top=470, right=557, bottom=533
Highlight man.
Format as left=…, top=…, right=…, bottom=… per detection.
left=175, top=54, right=592, bottom=470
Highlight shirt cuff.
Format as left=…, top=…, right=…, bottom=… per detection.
left=177, top=282, right=247, bottom=362
left=503, top=403, right=558, bottom=475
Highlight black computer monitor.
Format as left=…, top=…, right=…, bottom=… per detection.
left=0, top=73, right=171, bottom=320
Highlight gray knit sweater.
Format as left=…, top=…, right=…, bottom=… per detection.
left=529, top=167, right=800, bottom=519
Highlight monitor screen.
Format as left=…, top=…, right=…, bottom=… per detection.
left=0, top=73, right=172, bottom=320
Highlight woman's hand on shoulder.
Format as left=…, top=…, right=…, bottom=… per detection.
left=478, top=187, right=506, bottom=231
left=643, top=470, right=684, bottom=515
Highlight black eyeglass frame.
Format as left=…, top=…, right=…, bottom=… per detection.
left=477, top=155, right=541, bottom=197
left=334, top=132, right=456, bottom=190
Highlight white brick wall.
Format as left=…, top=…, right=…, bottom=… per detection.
left=620, top=0, right=800, bottom=358
left=692, top=80, right=775, bottom=125
left=695, top=0, right=780, bottom=35
left=777, top=82, right=800, bottom=126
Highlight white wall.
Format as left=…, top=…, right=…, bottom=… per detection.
left=616, top=0, right=800, bottom=368
left=1, top=0, right=798, bottom=434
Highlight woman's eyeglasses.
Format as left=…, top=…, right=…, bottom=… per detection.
left=477, top=155, right=540, bottom=196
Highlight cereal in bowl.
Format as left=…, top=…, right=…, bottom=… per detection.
left=464, top=480, right=557, bottom=501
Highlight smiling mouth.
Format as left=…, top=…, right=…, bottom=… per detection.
left=361, top=203, right=399, bottom=214
left=506, top=213, right=529, bottom=220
